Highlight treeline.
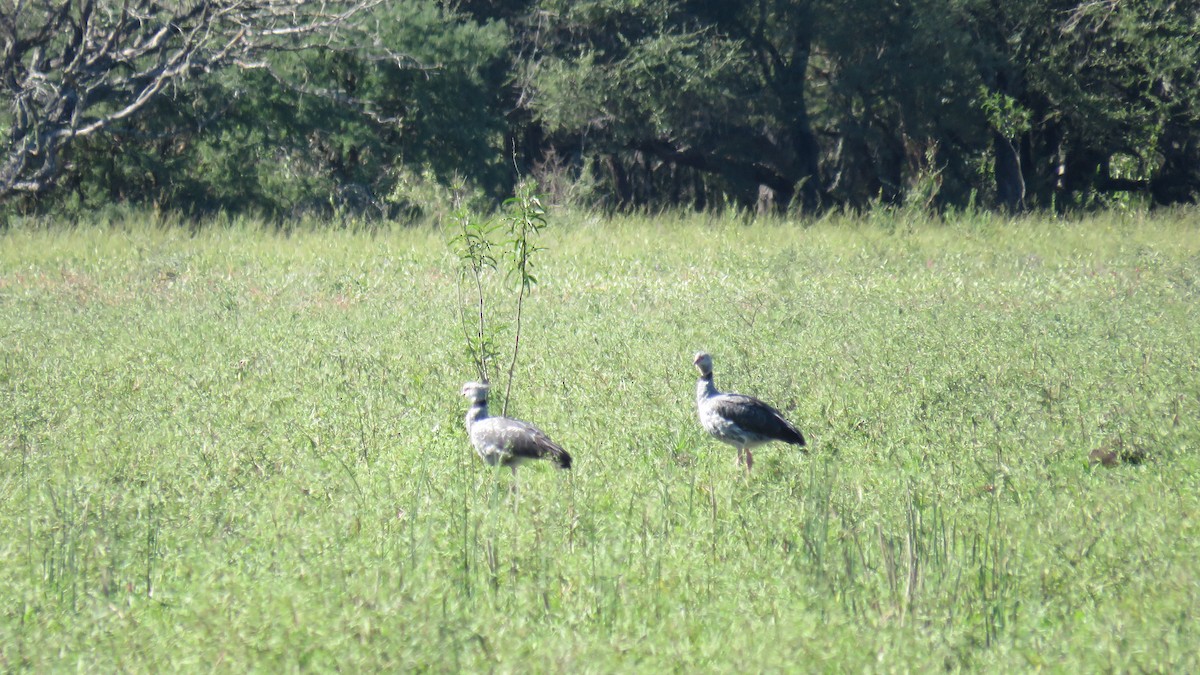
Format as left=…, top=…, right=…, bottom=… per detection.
left=3, top=0, right=1198, bottom=220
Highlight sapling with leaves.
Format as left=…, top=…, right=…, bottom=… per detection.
left=448, top=181, right=550, bottom=416
left=499, top=182, right=548, bottom=416
left=450, top=207, right=501, bottom=384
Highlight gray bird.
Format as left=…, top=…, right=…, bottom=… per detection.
left=693, top=352, right=806, bottom=472
left=461, top=381, right=572, bottom=474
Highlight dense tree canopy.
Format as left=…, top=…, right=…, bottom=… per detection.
left=2, top=0, right=1196, bottom=219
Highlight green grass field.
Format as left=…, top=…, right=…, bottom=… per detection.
left=2, top=210, right=1198, bottom=671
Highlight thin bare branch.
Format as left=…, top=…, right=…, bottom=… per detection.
left=0, top=0, right=407, bottom=198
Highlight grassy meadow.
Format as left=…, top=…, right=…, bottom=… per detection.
left=1, top=209, right=1199, bottom=671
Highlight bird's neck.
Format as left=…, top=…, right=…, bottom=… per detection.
left=696, top=373, right=718, bottom=403
left=465, top=401, right=489, bottom=428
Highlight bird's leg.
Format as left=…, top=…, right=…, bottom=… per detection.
left=510, top=466, right=521, bottom=513
left=745, top=448, right=754, bottom=473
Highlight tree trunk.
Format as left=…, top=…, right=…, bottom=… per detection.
left=605, top=155, right=632, bottom=209
left=994, top=133, right=1025, bottom=211
left=778, top=32, right=822, bottom=213
left=1151, top=126, right=1199, bottom=205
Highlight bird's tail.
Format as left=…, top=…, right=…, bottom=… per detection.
left=786, top=426, right=807, bottom=451
left=550, top=446, right=573, bottom=470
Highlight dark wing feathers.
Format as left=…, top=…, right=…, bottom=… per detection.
left=499, top=418, right=573, bottom=469
left=714, top=394, right=806, bottom=446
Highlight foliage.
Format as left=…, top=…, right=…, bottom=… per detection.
left=450, top=205, right=502, bottom=382
left=962, top=0, right=1200, bottom=207
left=389, top=167, right=492, bottom=224
left=3, top=0, right=1199, bottom=218
left=449, top=183, right=550, bottom=414
left=978, top=89, right=1032, bottom=141
left=521, top=0, right=1200, bottom=212
left=0, top=0, right=394, bottom=199
left=497, top=181, right=549, bottom=413
left=525, top=0, right=823, bottom=211
left=2, top=0, right=512, bottom=220
left=811, top=0, right=986, bottom=208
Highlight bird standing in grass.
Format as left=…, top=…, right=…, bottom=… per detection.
left=461, top=381, right=572, bottom=474
left=692, top=352, right=806, bottom=472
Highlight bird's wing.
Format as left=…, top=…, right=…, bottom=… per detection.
left=713, top=393, right=806, bottom=446
left=502, top=419, right=564, bottom=457
left=479, top=417, right=572, bottom=468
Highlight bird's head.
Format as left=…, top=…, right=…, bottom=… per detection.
left=693, top=352, right=713, bottom=377
left=460, top=381, right=490, bottom=403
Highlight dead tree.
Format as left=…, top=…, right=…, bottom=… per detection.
left=0, top=0, right=405, bottom=199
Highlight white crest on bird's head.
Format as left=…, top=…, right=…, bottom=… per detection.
left=461, top=381, right=491, bottom=402
left=693, top=352, right=713, bottom=376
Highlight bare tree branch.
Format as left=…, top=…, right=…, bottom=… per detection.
left=1, top=0, right=412, bottom=198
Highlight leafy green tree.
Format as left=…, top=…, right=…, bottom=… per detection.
left=524, top=0, right=825, bottom=212
left=963, top=0, right=1200, bottom=208
left=0, top=0, right=392, bottom=203
left=6, top=0, right=1198, bottom=218
left=811, top=0, right=988, bottom=209
left=1061, top=1, right=1200, bottom=205
left=4, top=1, right=512, bottom=219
